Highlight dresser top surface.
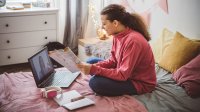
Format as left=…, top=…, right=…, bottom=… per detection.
left=0, top=7, right=58, bottom=16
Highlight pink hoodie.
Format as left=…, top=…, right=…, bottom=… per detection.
left=90, top=28, right=156, bottom=94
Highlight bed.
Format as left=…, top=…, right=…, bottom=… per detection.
left=135, top=64, right=200, bottom=112
left=1, top=29, right=200, bottom=112
left=0, top=68, right=147, bottom=112
left=0, top=63, right=200, bottom=112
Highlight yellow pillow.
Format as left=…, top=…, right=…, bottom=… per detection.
left=159, top=32, right=200, bottom=73
left=150, top=28, right=174, bottom=63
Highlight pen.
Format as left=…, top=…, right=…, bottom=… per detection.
left=71, top=96, right=85, bottom=102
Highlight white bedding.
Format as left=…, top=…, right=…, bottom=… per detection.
left=85, top=41, right=112, bottom=59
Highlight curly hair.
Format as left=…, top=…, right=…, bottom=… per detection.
left=101, top=4, right=151, bottom=41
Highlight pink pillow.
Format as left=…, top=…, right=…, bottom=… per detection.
left=172, top=55, right=200, bottom=98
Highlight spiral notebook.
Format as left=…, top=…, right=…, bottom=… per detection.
left=54, top=90, right=95, bottom=110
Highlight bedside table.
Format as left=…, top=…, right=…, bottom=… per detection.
left=78, top=37, right=112, bottom=62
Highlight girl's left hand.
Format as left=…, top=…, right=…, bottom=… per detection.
left=76, top=62, right=92, bottom=75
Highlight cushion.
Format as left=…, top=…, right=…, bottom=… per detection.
left=158, top=32, right=200, bottom=73
left=150, top=28, right=174, bottom=63
left=172, top=55, right=200, bottom=98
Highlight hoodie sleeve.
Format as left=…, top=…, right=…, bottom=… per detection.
left=90, top=40, right=142, bottom=81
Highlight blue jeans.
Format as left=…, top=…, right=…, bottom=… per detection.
left=86, top=57, right=137, bottom=96
left=86, top=57, right=104, bottom=64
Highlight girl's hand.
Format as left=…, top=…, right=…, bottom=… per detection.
left=76, top=62, right=92, bottom=75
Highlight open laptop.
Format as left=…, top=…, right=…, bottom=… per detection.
left=28, top=47, right=80, bottom=88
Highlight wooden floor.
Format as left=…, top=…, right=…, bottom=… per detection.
left=0, top=63, right=31, bottom=74
left=0, top=59, right=63, bottom=74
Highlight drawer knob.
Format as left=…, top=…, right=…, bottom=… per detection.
left=5, top=24, right=9, bottom=27
left=6, top=40, right=10, bottom=43
left=45, top=37, right=48, bottom=39
left=7, top=56, right=11, bottom=59
left=44, top=21, right=48, bottom=24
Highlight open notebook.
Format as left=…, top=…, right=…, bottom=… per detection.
left=54, top=90, right=95, bottom=110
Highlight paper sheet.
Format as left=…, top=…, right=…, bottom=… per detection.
left=49, top=47, right=81, bottom=73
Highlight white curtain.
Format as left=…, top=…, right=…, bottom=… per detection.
left=62, top=0, right=89, bottom=54
left=52, top=0, right=66, bottom=43
left=83, top=0, right=104, bottom=39
left=53, top=0, right=89, bottom=54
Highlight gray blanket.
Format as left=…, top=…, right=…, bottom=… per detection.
left=135, top=64, right=200, bottom=112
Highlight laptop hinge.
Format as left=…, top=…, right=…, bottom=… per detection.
left=39, top=72, right=56, bottom=87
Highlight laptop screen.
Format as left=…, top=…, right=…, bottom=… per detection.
left=28, top=47, right=54, bottom=85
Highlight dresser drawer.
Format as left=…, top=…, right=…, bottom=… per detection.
left=0, top=46, right=43, bottom=66
left=0, top=30, right=56, bottom=50
left=0, top=14, right=57, bottom=33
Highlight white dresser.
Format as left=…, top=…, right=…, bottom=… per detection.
left=0, top=8, right=58, bottom=66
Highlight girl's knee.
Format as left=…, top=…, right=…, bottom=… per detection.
left=89, top=76, right=104, bottom=94
left=89, top=76, right=100, bottom=90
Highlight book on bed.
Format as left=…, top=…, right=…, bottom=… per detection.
left=54, top=90, right=95, bottom=110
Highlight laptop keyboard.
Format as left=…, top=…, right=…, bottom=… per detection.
left=39, top=70, right=80, bottom=88
left=41, top=71, right=66, bottom=87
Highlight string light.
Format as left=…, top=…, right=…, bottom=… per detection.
left=88, top=1, right=101, bottom=29
left=88, top=1, right=109, bottom=40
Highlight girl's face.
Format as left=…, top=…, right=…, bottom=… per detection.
left=101, top=15, right=118, bottom=35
